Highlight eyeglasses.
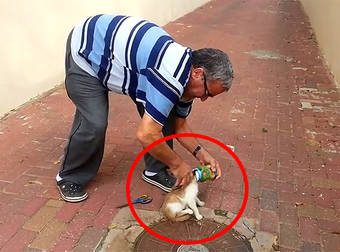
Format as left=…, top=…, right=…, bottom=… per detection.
left=203, top=72, right=213, bottom=97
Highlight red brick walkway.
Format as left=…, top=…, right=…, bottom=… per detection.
left=1, top=0, right=339, bottom=251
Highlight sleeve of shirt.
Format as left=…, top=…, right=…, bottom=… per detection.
left=140, top=68, right=183, bottom=126
left=175, top=100, right=193, bottom=118
left=138, top=45, right=192, bottom=126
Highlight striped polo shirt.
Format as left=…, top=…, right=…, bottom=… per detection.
left=70, top=14, right=193, bottom=126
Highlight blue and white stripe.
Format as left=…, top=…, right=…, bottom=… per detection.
left=70, top=15, right=192, bottom=126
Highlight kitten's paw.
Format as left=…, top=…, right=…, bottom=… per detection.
left=198, top=201, right=205, bottom=207
left=196, top=214, right=203, bottom=220
left=184, top=209, right=193, bottom=215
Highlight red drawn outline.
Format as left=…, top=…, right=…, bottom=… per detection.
left=126, top=133, right=248, bottom=245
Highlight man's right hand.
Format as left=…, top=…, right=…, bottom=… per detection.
left=171, top=161, right=193, bottom=188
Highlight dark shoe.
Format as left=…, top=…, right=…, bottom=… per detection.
left=142, top=170, right=176, bottom=192
left=57, top=182, right=88, bottom=203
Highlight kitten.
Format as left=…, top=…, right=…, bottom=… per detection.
left=161, top=177, right=205, bottom=222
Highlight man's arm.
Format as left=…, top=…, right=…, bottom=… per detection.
left=174, top=117, right=222, bottom=179
left=136, top=113, right=193, bottom=187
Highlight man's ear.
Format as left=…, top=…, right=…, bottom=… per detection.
left=191, top=67, right=204, bottom=80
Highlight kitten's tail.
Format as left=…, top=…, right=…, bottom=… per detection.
left=162, top=208, right=191, bottom=222
left=170, top=211, right=191, bottom=222
left=174, top=214, right=191, bottom=222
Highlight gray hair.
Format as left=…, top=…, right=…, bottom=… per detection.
left=191, top=48, right=234, bottom=90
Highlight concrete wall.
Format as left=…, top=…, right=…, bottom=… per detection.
left=0, top=0, right=209, bottom=118
left=300, top=0, right=340, bottom=87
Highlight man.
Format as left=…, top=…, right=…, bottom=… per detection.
left=56, top=14, right=234, bottom=203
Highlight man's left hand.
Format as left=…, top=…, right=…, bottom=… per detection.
left=195, top=148, right=221, bottom=179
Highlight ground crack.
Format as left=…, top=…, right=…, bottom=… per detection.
left=242, top=221, right=257, bottom=242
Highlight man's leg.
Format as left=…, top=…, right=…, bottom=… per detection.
left=135, top=102, right=176, bottom=192
left=56, top=31, right=109, bottom=202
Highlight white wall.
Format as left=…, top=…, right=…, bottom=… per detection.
left=300, top=0, right=340, bottom=87
left=0, top=0, right=209, bottom=117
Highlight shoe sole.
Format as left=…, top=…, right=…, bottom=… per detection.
left=142, top=173, right=172, bottom=192
left=57, top=186, right=88, bottom=203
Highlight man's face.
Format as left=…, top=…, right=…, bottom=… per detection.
left=182, top=68, right=227, bottom=101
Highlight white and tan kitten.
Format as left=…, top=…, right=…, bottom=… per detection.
left=161, top=177, right=205, bottom=222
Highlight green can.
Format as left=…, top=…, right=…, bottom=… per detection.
left=193, top=165, right=218, bottom=182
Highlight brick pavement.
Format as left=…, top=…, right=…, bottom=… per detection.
left=0, top=0, right=340, bottom=251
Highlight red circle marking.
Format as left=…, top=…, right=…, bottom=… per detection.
left=126, top=133, right=248, bottom=245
